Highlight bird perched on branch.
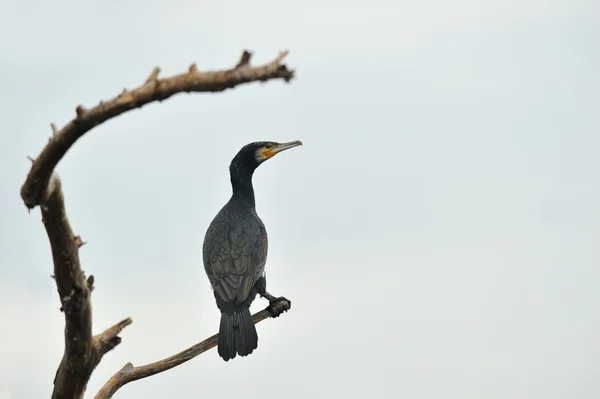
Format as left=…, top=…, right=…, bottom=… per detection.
left=203, top=140, right=302, bottom=361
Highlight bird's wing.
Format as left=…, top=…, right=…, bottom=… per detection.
left=203, top=221, right=267, bottom=305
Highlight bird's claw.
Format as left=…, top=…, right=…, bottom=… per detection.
left=267, top=297, right=291, bottom=318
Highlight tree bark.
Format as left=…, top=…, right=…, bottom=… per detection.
left=94, top=300, right=290, bottom=399
left=19, top=50, right=295, bottom=399
left=42, top=172, right=132, bottom=399
left=21, top=50, right=294, bottom=210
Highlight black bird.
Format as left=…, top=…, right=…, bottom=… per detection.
left=203, top=140, right=302, bottom=361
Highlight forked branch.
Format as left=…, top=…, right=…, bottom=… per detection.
left=22, top=49, right=294, bottom=399
left=42, top=172, right=132, bottom=399
left=94, top=300, right=291, bottom=399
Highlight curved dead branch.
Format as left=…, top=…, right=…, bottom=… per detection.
left=20, top=49, right=295, bottom=399
left=20, top=49, right=294, bottom=209
left=94, top=300, right=290, bottom=399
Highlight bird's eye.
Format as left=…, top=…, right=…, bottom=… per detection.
left=265, top=144, right=273, bottom=149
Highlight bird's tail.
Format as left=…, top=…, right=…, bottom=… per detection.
left=218, top=307, right=258, bottom=361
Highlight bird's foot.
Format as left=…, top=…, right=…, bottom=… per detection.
left=267, top=296, right=291, bottom=318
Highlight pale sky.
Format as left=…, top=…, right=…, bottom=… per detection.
left=1, top=1, right=599, bottom=398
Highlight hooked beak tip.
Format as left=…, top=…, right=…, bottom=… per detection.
left=274, top=140, right=303, bottom=153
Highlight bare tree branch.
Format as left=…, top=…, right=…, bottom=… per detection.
left=41, top=172, right=132, bottom=399
left=94, top=318, right=134, bottom=356
left=20, top=49, right=294, bottom=210
left=21, top=49, right=295, bottom=399
left=94, top=300, right=290, bottom=399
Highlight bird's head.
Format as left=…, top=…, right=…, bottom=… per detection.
left=230, top=140, right=303, bottom=174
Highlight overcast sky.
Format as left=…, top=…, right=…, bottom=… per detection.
left=1, top=1, right=599, bottom=398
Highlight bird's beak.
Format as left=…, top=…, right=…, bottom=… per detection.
left=264, top=140, right=303, bottom=159
left=272, top=140, right=303, bottom=155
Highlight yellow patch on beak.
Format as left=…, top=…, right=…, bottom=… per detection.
left=262, top=148, right=274, bottom=159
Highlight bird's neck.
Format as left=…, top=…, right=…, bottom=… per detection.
left=230, top=169, right=256, bottom=208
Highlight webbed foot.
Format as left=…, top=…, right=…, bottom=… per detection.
left=267, top=296, right=291, bottom=317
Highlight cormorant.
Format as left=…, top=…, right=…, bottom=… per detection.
left=202, top=140, right=302, bottom=361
